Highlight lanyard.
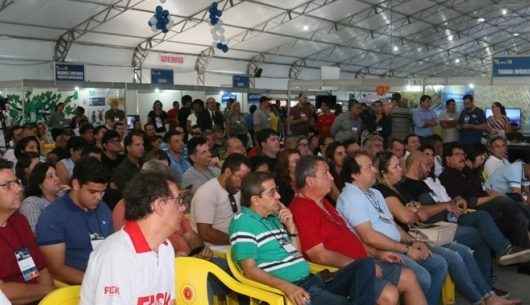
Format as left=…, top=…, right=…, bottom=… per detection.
left=364, top=189, right=386, bottom=215
left=228, top=193, right=238, bottom=214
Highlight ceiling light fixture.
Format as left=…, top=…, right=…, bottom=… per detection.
left=454, top=58, right=460, bottom=64
left=469, top=83, right=475, bottom=89
left=448, top=35, right=454, bottom=41
left=477, top=17, right=485, bottom=23
left=502, top=9, right=508, bottom=15
left=303, top=25, right=309, bottom=31
left=513, top=33, right=520, bottom=37
left=393, top=45, right=399, bottom=52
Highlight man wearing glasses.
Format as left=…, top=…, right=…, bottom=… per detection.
left=230, top=172, right=377, bottom=305
left=80, top=172, right=183, bottom=305
left=0, top=159, right=55, bottom=305
left=192, top=153, right=251, bottom=246
left=36, top=158, right=113, bottom=285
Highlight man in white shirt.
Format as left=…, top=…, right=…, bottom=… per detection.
left=191, top=153, right=251, bottom=246
left=80, top=171, right=184, bottom=305
left=484, top=136, right=510, bottom=179
left=439, top=99, right=459, bottom=143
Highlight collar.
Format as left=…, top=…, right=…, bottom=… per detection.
left=124, top=221, right=152, bottom=253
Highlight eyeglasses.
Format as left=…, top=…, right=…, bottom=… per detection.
left=260, top=187, right=279, bottom=198
left=0, top=179, right=22, bottom=190
left=165, top=194, right=186, bottom=207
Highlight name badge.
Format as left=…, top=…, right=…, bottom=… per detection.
left=282, top=243, right=297, bottom=254
left=90, top=233, right=105, bottom=251
left=378, top=213, right=393, bottom=224
left=15, top=248, right=39, bottom=282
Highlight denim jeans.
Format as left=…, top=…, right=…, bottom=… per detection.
left=298, top=258, right=376, bottom=305
left=456, top=210, right=511, bottom=284
left=432, top=243, right=493, bottom=305
left=399, top=252, right=448, bottom=305
left=478, top=195, right=530, bottom=248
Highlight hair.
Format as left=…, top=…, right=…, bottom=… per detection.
left=250, top=156, right=271, bottom=172
left=102, top=130, right=120, bottom=145
left=145, top=149, right=170, bottom=164
left=51, top=128, right=71, bottom=142
left=55, top=102, right=64, bottom=111
left=445, top=98, right=456, bottom=106
left=14, top=136, right=40, bottom=159
left=0, top=158, right=13, bottom=171
left=164, top=129, right=184, bottom=143
left=405, top=134, right=420, bottom=146
left=123, top=171, right=177, bottom=221
left=67, top=136, right=87, bottom=154
left=492, top=101, right=507, bottom=116
left=72, top=157, right=110, bottom=186
left=141, top=159, right=171, bottom=175
left=391, top=93, right=401, bottom=102
left=294, top=155, right=326, bottom=189
left=26, top=162, right=54, bottom=197
left=464, top=144, right=487, bottom=163
left=221, top=153, right=250, bottom=174
left=390, top=138, right=404, bottom=146
left=124, top=130, right=144, bottom=148
left=255, top=129, right=277, bottom=147
left=153, top=100, right=162, bottom=109
left=325, top=141, right=344, bottom=163
left=463, top=94, right=474, bottom=102
left=187, top=136, right=208, bottom=157
left=114, top=121, right=125, bottom=129
left=15, top=152, right=39, bottom=186
left=488, top=135, right=507, bottom=148
left=442, top=142, right=464, bottom=165
left=420, top=144, right=435, bottom=154
left=81, top=145, right=102, bottom=159
left=374, top=151, right=395, bottom=177
left=182, top=95, right=192, bottom=105
left=420, top=95, right=431, bottom=103
left=341, top=151, right=371, bottom=184
left=249, top=104, right=257, bottom=114
left=276, top=149, right=299, bottom=184
left=240, top=171, right=274, bottom=207
left=79, top=124, right=94, bottom=135
left=259, top=96, right=270, bottom=105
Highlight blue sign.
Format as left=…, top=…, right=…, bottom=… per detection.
left=232, top=75, right=250, bottom=88
left=55, top=63, right=85, bottom=81
left=151, top=69, right=174, bottom=85
left=492, top=56, right=530, bottom=77
left=248, top=94, right=261, bottom=105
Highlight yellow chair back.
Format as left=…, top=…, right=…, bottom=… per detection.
left=442, top=276, right=455, bottom=305
left=38, top=285, right=80, bottom=305
left=175, top=256, right=283, bottom=305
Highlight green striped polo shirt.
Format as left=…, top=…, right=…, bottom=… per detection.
left=229, top=207, right=310, bottom=283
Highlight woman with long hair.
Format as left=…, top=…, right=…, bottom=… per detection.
left=487, top=102, right=511, bottom=138
left=275, top=149, right=301, bottom=205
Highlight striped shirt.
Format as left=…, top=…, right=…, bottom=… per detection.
left=229, top=207, right=309, bottom=283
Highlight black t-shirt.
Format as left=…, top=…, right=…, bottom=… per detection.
left=373, top=183, right=409, bottom=231
left=396, top=177, right=446, bottom=223
left=101, top=153, right=124, bottom=173
left=148, top=111, right=167, bottom=133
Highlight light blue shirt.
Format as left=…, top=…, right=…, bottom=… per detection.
left=167, top=149, right=191, bottom=185
left=486, top=161, right=523, bottom=194
left=337, top=183, right=401, bottom=242
left=412, top=107, right=437, bottom=137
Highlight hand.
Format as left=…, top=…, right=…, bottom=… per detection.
left=375, top=264, right=383, bottom=278
left=195, top=247, right=214, bottom=260
left=413, top=242, right=431, bottom=259
left=377, top=251, right=402, bottom=264
left=278, top=203, right=296, bottom=231
left=58, top=184, right=71, bottom=193
left=446, top=203, right=462, bottom=216
left=406, top=246, right=424, bottom=261
left=455, top=196, right=467, bottom=210
left=282, top=283, right=311, bottom=305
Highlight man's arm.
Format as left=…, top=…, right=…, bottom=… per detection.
left=196, top=223, right=229, bottom=245
left=416, top=203, right=453, bottom=222
left=240, top=259, right=310, bottom=305
left=39, top=244, right=84, bottom=284
left=0, top=269, right=55, bottom=305
left=354, top=222, right=409, bottom=254
left=305, top=244, right=353, bottom=268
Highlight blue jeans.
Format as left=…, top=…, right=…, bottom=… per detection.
left=432, top=243, right=493, bottom=305
left=399, top=252, right=447, bottom=305
left=456, top=211, right=511, bottom=285
left=298, top=258, right=376, bottom=305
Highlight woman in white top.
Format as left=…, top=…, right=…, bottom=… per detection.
left=56, top=136, right=85, bottom=185
left=20, top=162, right=68, bottom=232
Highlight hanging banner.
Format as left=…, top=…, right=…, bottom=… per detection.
left=492, top=56, right=530, bottom=77
left=151, top=69, right=174, bottom=85
left=55, top=63, right=85, bottom=81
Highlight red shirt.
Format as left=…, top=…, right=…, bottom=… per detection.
left=317, top=113, right=336, bottom=138
left=0, top=212, right=47, bottom=283
left=290, top=196, right=367, bottom=259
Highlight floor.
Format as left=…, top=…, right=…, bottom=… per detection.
left=454, top=265, right=530, bottom=304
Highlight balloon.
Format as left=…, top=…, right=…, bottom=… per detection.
left=156, top=5, right=163, bottom=13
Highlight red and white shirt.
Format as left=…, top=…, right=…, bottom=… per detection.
left=80, top=221, right=175, bottom=305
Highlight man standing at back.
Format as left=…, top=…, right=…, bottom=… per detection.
left=412, top=95, right=437, bottom=139
left=459, top=94, right=487, bottom=145
left=80, top=172, right=183, bottom=305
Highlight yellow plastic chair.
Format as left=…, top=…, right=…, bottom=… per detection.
left=442, top=276, right=455, bottom=305
left=38, top=285, right=80, bottom=305
left=175, top=256, right=284, bottom=305
left=53, top=279, right=69, bottom=288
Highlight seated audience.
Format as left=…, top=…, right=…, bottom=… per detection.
left=183, top=136, right=221, bottom=195
left=56, top=136, right=85, bottom=185
left=111, top=130, right=144, bottom=192
left=290, top=156, right=426, bottom=305
left=250, top=128, right=281, bottom=170
left=165, top=130, right=191, bottom=185
left=0, top=159, right=55, bottom=305
left=484, top=136, right=510, bottom=179
left=192, top=154, right=250, bottom=245
left=230, top=171, right=378, bottom=305
left=36, top=158, right=113, bottom=285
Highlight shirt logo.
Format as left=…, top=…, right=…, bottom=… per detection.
left=104, top=286, right=120, bottom=296
left=137, top=292, right=172, bottom=305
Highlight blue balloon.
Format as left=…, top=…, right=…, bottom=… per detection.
left=156, top=5, right=163, bottom=13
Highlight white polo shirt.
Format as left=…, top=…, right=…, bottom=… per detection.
left=80, top=221, right=175, bottom=305
left=0, top=290, right=11, bottom=305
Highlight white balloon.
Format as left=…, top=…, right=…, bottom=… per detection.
left=212, top=33, right=221, bottom=41
left=210, top=27, right=217, bottom=35
left=149, top=16, right=158, bottom=26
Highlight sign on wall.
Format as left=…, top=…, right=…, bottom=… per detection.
left=55, top=63, right=85, bottom=81
left=160, top=54, right=184, bottom=64
left=492, top=56, right=530, bottom=77
left=232, top=75, right=250, bottom=88
left=151, top=69, right=174, bottom=85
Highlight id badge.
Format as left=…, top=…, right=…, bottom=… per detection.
left=282, top=243, right=297, bottom=254
left=379, top=213, right=392, bottom=224
left=89, top=233, right=105, bottom=250
left=15, top=248, right=39, bottom=282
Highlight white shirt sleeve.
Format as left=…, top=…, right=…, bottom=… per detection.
left=0, top=290, right=11, bottom=305
left=80, top=247, right=133, bottom=305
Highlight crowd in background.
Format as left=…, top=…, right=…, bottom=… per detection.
left=1, top=91, right=530, bottom=305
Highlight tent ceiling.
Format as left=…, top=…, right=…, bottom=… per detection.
left=1, top=0, right=530, bottom=78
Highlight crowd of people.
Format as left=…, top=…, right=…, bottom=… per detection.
left=1, top=91, right=530, bottom=305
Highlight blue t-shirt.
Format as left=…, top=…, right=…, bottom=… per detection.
left=486, top=161, right=522, bottom=194
left=36, top=193, right=113, bottom=271
left=458, top=107, right=486, bottom=144
left=337, top=183, right=401, bottom=242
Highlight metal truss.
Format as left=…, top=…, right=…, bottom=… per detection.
left=0, top=0, right=14, bottom=13
left=131, top=0, right=245, bottom=83
left=246, top=54, right=265, bottom=88
left=289, top=59, right=306, bottom=80
left=53, top=0, right=147, bottom=62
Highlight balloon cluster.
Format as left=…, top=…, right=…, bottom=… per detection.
left=208, top=2, right=229, bottom=53
left=148, top=5, right=173, bottom=33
